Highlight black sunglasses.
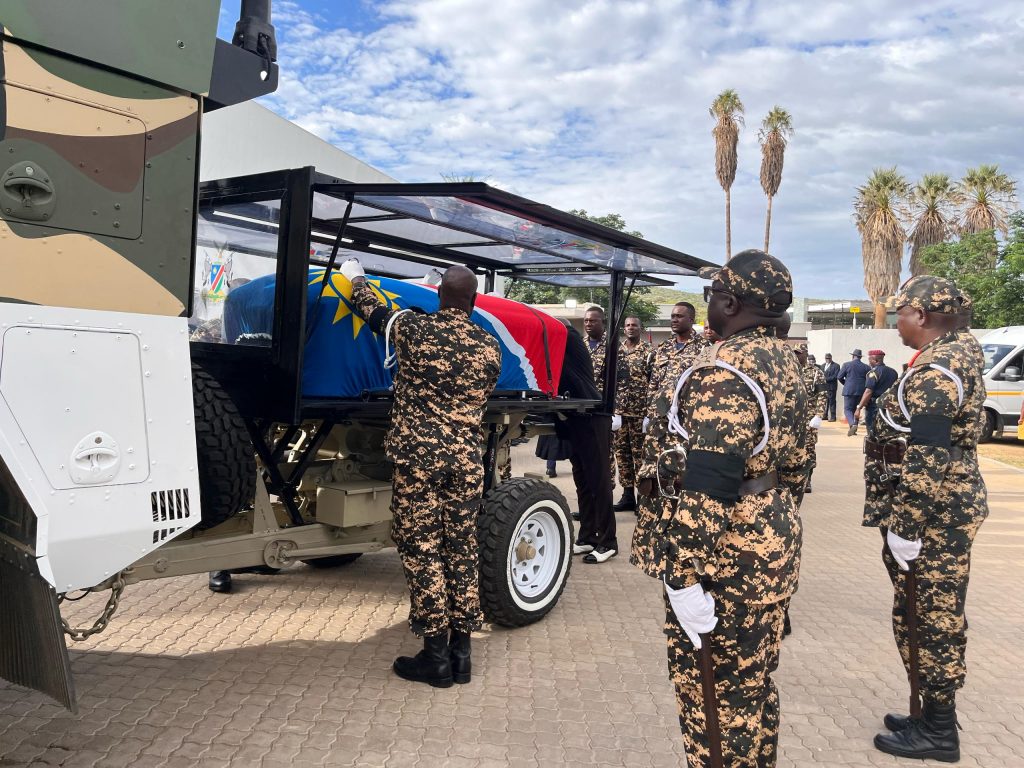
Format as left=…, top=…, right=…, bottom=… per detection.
left=703, top=285, right=735, bottom=303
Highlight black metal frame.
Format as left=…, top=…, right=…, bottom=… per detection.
left=191, top=167, right=714, bottom=423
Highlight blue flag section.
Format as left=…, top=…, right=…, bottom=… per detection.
left=224, top=269, right=567, bottom=399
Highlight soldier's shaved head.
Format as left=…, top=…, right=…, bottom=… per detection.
left=438, top=265, right=478, bottom=313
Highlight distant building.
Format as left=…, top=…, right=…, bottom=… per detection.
left=806, top=300, right=893, bottom=330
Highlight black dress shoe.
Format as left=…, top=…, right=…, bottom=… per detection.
left=612, top=487, right=636, bottom=512
left=208, top=571, right=232, bottom=593
left=874, top=699, right=959, bottom=763
left=450, top=630, right=471, bottom=685
left=393, top=633, right=453, bottom=688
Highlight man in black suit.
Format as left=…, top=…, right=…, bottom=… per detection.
left=822, top=353, right=841, bottom=421
left=838, top=348, right=871, bottom=435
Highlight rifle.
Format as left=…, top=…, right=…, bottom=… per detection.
left=698, top=634, right=725, bottom=768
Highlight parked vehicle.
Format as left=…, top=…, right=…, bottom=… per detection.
left=979, top=326, right=1024, bottom=442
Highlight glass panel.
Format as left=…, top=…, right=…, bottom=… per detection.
left=983, top=344, right=1016, bottom=374
left=451, top=244, right=571, bottom=265
left=356, top=194, right=700, bottom=273
left=189, top=198, right=282, bottom=345
left=515, top=273, right=668, bottom=288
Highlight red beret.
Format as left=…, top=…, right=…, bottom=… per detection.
left=869, top=349, right=885, bottom=356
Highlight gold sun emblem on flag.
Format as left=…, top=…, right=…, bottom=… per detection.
left=308, top=269, right=403, bottom=338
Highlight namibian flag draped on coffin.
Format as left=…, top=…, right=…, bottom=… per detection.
left=224, top=268, right=568, bottom=398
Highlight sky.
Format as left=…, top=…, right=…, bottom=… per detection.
left=217, top=0, right=1024, bottom=298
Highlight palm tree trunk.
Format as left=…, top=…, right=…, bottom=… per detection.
left=873, top=303, right=888, bottom=329
left=764, top=194, right=774, bottom=252
left=725, top=188, right=732, bottom=261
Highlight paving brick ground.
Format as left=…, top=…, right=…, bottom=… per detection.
left=2, top=423, right=1023, bottom=767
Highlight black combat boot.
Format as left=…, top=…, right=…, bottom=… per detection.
left=883, top=712, right=915, bottom=731
left=393, top=633, right=453, bottom=688
left=450, top=629, right=472, bottom=685
left=208, top=571, right=232, bottom=593
left=874, top=698, right=960, bottom=763
left=612, top=487, right=636, bottom=512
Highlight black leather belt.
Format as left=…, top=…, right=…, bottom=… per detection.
left=737, top=471, right=779, bottom=497
left=864, top=438, right=964, bottom=463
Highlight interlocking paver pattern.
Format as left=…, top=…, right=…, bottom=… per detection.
left=2, top=425, right=1023, bottom=766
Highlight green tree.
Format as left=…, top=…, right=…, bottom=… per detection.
left=710, top=89, right=745, bottom=260
left=919, top=211, right=1024, bottom=327
left=854, top=167, right=909, bottom=328
left=504, top=210, right=660, bottom=326
left=758, top=106, right=794, bottom=253
left=907, top=173, right=956, bottom=276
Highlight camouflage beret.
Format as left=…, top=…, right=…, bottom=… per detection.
left=797, top=342, right=809, bottom=352
left=698, top=249, right=793, bottom=312
left=889, top=275, right=966, bottom=314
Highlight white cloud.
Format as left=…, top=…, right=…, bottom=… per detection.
left=256, top=0, right=1024, bottom=298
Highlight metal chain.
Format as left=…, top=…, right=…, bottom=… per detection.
left=58, top=571, right=128, bottom=642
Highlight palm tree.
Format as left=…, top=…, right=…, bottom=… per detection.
left=957, top=163, right=1017, bottom=236
left=907, top=173, right=956, bottom=276
left=854, top=167, right=909, bottom=328
left=758, top=106, right=794, bottom=253
left=709, top=89, right=745, bottom=260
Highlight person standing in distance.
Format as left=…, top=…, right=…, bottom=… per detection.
left=652, top=251, right=808, bottom=767
left=855, top=350, right=898, bottom=438
left=838, top=349, right=871, bottom=435
left=871, top=276, right=987, bottom=763
left=341, top=259, right=501, bottom=688
left=822, top=353, right=841, bottom=421
left=613, top=316, right=654, bottom=512
left=794, top=343, right=827, bottom=493
left=583, top=304, right=619, bottom=498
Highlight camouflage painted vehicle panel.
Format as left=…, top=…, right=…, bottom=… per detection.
left=0, top=34, right=200, bottom=315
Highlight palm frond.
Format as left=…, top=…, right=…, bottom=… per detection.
left=854, top=167, right=909, bottom=303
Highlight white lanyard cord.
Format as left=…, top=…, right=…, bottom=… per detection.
left=383, top=309, right=413, bottom=370
left=881, top=363, right=965, bottom=432
left=667, top=360, right=772, bottom=456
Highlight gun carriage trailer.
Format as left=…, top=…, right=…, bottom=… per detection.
left=0, top=2, right=713, bottom=711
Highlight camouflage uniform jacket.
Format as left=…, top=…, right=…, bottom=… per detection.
left=884, top=330, right=988, bottom=541
left=350, top=281, right=502, bottom=475
left=800, top=363, right=828, bottom=422
left=645, top=334, right=711, bottom=420
left=615, top=340, right=654, bottom=417
left=587, top=333, right=608, bottom=396
left=652, top=327, right=808, bottom=604
left=630, top=333, right=711, bottom=578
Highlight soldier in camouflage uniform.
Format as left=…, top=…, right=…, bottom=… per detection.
left=612, top=316, right=654, bottom=512
left=639, top=251, right=808, bottom=767
left=794, top=343, right=827, bottom=493
left=631, top=303, right=709, bottom=574
left=583, top=305, right=617, bottom=491
left=864, top=277, right=987, bottom=763
left=342, top=259, right=501, bottom=688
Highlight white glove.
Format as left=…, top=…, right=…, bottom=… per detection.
left=809, top=416, right=822, bottom=430
left=611, top=414, right=622, bottom=432
left=423, top=268, right=443, bottom=286
left=664, top=580, right=718, bottom=650
left=340, top=258, right=365, bottom=282
left=886, top=530, right=922, bottom=571
left=642, top=416, right=651, bottom=433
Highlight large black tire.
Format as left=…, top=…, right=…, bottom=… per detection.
left=302, top=553, right=363, bottom=569
left=192, top=363, right=256, bottom=529
left=979, top=409, right=996, bottom=444
left=478, top=478, right=573, bottom=628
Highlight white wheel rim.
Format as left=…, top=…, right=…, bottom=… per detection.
left=508, top=504, right=564, bottom=603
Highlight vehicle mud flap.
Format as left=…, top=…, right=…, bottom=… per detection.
left=0, top=462, right=76, bottom=711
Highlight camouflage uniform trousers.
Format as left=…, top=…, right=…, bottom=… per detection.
left=613, top=415, right=644, bottom=488
left=880, top=513, right=983, bottom=705
left=804, top=426, right=819, bottom=472
left=390, top=463, right=483, bottom=637
left=666, top=593, right=787, bottom=767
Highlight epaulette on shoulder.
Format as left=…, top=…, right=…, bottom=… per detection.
left=689, top=340, right=725, bottom=371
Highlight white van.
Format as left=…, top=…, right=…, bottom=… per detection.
left=980, top=326, right=1024, bottom=441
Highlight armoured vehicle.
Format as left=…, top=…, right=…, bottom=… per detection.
left=0, top=1, right=713, bottom=712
